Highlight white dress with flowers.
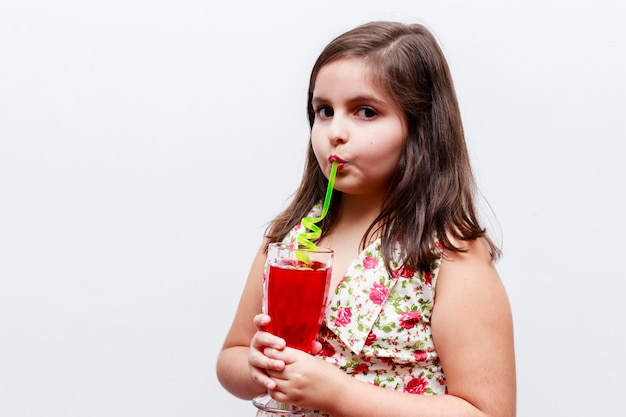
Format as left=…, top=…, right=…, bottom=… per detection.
left=268, top=204, right=447, bottom=416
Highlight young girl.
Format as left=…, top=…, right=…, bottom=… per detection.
left=216, top=21, right=516, bottom=417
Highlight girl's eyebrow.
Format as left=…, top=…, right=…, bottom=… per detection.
left=311, top=94, right=388, bottom=107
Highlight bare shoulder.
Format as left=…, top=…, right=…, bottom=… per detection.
left=442, top=234, right=494, bottom=267
left=434, top=235, right=511, bottom=327
left=436, top=235, right=503, bottom=294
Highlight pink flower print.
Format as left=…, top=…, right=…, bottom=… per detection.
left=318, top=340, right=336, bottom=357
left=381, top=357, right=395, bottom=367
left=413, top=350, right=427, bottom=362
left=424, top=271, right=432, bottom=286
left=392, top=265, right=416, bottom=278
left=399, top=310, right=422, bottom=329
left=334, top=307, right=352, bottom=327
left=404, top=377, right=428, bottom=394
left=364, top=332, right=377, bottom=346
left=354, top=363, right=369, bottom=374
left=362, top=255, right=378, bottom=270
left=369, top=281, right=389, bottom=305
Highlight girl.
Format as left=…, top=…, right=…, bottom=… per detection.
left=216, top=21, right=516, bottom=417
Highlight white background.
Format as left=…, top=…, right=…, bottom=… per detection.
left=1, top=1, right=625, bottom=416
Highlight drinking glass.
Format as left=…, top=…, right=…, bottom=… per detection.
left=253, top=242, right=333, bottom=416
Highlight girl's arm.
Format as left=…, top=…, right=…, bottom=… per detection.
left=429, top=236, right=517, bottom=416
left=215, top=242, right=287, bottom=400
left=264, top=236, right=516, bottom=417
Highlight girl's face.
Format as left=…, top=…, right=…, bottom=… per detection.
left=311, top=58, right=407, bottom=199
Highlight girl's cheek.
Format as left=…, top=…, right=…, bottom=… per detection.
left=311, top=142, right=325, bottom=165
left=310, top=133, right=325, bottom=154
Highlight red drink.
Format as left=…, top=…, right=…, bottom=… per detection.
left=265, top=260, right=332, bottom=353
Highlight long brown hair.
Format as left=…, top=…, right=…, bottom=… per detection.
left=265, top=21, right=500, bottom=271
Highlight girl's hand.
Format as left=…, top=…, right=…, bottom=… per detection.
left=309, top=340, right=323, bottom=355
left=263, top=346, right=346, bottom=411
left=248, top=314, right=287, bottom=390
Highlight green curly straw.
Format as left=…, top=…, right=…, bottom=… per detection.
left=296, top=161, right=338, bottom=261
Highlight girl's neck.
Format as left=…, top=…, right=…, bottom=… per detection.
left=336, top=193, right=383, bottom=230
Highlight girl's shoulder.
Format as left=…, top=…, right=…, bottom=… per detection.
left=434, top=235, right=505, bottom=311
left=441, top=235, right=494, bottom=266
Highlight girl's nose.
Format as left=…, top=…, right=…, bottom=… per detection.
left=328, top=116, right=348, bottom=145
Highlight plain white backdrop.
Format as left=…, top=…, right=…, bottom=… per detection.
left=1, top=1, right=625, bottom=416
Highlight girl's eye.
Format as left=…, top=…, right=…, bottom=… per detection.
left=357, top=107, right=377, bottom=119
left=316, top=106, right=333, bottom=119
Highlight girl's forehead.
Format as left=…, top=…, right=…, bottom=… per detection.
left=318, top=57, right=372, bottom=79
left=314, top=59, right=376, bottom=92
left=313, top=58, right=391, bottom=103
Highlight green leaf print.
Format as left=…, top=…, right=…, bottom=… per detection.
left=375, top=320, right=396, bottom=333
left=346, top=358, right=359, bottom=369
left=412, top=341, right=426, bottom=350
left=380, top=325, right=394, bottom=333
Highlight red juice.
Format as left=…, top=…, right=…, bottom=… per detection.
left=265, top=260, right=331, bottom=353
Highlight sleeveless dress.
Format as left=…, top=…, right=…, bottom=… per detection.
left=257, top=204, right=447, bottom=417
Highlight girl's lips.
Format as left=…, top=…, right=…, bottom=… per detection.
left=329, top=155, right=345, bottom=171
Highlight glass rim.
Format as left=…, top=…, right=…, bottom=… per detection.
left=268, top=242, right=333, bottom=254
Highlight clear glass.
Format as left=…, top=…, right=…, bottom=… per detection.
left=252, top=243, right=333, bottom=416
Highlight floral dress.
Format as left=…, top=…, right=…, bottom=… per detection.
left=265, top=204, right=447, bottom=416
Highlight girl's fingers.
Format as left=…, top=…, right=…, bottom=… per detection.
left=251, top=331, right=286, bottom=351
left=309, top=341, right=323, bottom=355
left=248, top=346, right=283, bottom=390
left=253, top=313, right=271, bottom=330
left=250, top=365, right=277, bottom=390
left=247, top=314, right=288, bottom=389
left=252, top=314, right=286, bottom=350
left=249, top=346, right=285, bottom=371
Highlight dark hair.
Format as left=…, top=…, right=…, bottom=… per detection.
left=265, top=21, right=500, bottom=271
